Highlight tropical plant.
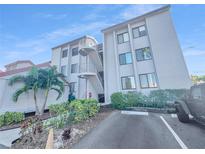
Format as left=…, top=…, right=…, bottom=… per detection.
left=9, top=66, right=65, bottom=115
left=37, top=66, right=65, bottom=115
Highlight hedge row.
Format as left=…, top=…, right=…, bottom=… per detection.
left=0, top=112, right=25, bottom=127
left=111, top=89, right=188, bottom=110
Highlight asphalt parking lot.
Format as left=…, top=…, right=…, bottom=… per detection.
left=73, top=111, right=205, bottom=149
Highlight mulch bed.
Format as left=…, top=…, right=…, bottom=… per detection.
left=10, top=107, right=114, bottom=149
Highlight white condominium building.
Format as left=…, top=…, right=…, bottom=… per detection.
left=51, top=36, right=104, bottom=101
left=102, top=5, right=192, bottom=103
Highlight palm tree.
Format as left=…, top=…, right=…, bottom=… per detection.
left=9, top=66, right=65, bottom=115
left=9, top=67, right=41, bottom=115
left=37, top=66, right=65, bottom=115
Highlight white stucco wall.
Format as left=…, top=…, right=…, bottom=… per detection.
left=0, top=76, right=69, bottom=114
left=103, top=8, right=192, bottom=103
left=146, top=10, right=192, bottom=89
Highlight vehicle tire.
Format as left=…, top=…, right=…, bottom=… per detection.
left=176, top=105, right=189, bottom=123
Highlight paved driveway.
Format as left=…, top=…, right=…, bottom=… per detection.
left=0, top=128, right=20, bottom=148
left=73, top=111, right=205, bottom=149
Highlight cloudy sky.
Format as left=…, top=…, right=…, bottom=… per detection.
left=0, top=4, right=205, bottom=75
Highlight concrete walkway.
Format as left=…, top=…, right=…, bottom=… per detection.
left=0, top=128, right=20, bottom=148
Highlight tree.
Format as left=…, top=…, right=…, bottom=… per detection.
left=37, top=66, right=65, bottom=115
left=191, top=75, right=205, bottom=84
left=9, top=66, right=65, bottom=115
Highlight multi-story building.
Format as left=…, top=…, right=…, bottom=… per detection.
left=102, top=5, right=192, bottom=103
left=51, top=36, right=104, bottom=101
left=0, top=5, right=192, bottom=113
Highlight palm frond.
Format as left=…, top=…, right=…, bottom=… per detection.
left=51, top=87, right=62, bottom=100
left=12, top=86, right=28, bottom=102
left=8, top=75, right=25, bottom=86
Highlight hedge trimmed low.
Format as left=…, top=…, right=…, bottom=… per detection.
left=0, top=112, right=25, bottom=127
left=111, top=89, right=188, bottom=110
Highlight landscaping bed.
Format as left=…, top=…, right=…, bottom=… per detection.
left=0, top=111, right=52, bottom=131
left=11, top=106, right=113, bottom=149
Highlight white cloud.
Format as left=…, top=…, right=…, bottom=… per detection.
left=35, top=13, right=68, bottom=20
left=120, top=4, right=164, bottom=20
left=1, top=20, right=110, bottom=65
left=183, top=49, right=205, bottom=57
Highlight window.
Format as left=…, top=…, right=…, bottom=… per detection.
left=121, top=76, right=136, bottom=90
left=61, top=65, right=66, bottom=76
left=136, top=47, right=152, bottom=61
left=62, top=49, right=68, bottom=58
left=72, top=47, right=78, bottom=56
left=139, top=73, right=157, bottom=88
left=69, top=82, right=76, bottom=93
left=71, top=64, right=78, bottom=73
left=119, top=52, right=132, bottom=65
left=132, top=25, right=147, bottom=38
left=117, top=32, right=129, bottom=44
left=192, top=87, right=202, bottom=99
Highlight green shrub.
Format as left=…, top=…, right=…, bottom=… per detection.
left=111, top=89, right=188, bottom=110
left=0, top=115, right=4, bottom=127
left=48, top=103, right=68, bottom=115
left=44, top=112, right=70, bottom=129
left=68, top=99, right=100, bottom=123
left=0, top=112, right=24, bottom=126
left=111, top=92, right=146, bottom=109
left=110, top=92, right=127, bottom=109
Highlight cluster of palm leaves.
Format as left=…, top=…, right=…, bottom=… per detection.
left=9, top=66, right=65, bottom=115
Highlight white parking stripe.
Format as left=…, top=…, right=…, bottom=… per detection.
left=171, top=114, right=177, bottom=118
left=160, top=116, right=188, bottom=149
left=121, top=111, right=149, bottom=116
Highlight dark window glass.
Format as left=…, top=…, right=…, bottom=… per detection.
left=71, top=64, right=78, bottom=73
left=132, top=25, right=147, bottom=38
left=119, top=52, right=132, bottom=65
left=69, top=82, right=76, bottom=93
left=61, top=65, right=66, bottom=75
left=62, top=49, right=68, bottom=58
left=72, top=47, right=78, bottom=56
left=121, top=76, right=136, bottom=90
left=139, top=73, right=157, bottom=88
left=117, top=32, right=129, bottom=44
left=136, top=47, right=152, bottom=61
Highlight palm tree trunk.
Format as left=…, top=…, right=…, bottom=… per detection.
left=34, top=91, right=40, bottom=115
left=40, top=89, right=49, bottom=115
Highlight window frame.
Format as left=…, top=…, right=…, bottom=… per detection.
left=119, top=52, right=133, bottom=65
left=132, top=25, right=147, bottom=39
left=69, top=82, right=76, bottom=93
left=61, top=49, right=68, bottom=58
left=135, top=47, right=152, bottom=62
left=71, top=47, right=79, bottom=56
left=139, top=73, right=158, bottom=89
left=60, top=65, right=66, bottom=76
left=121, top=75, right=136, bottom=90
left=117, top=32, right=129, bottom=44
left=71, top=63, right=78, bottom=74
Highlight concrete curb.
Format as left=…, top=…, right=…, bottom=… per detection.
left=126, top=107, right=176, bottom=114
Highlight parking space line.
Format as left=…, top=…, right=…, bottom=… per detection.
left=121, top=111, right=149, bottom=116
left=171, top=114, right=177, bottom=118
left=160, top=116, right=188, bottom=149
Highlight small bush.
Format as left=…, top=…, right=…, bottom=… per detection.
left=68, top=99, right=100, bottom=123
left=48, top=103, right=68, bottom=116
left=0, top=115, right=4, bottom=127
left=0, top=112, right=24, bottom=127
left=44, top=113, right=70, bottom=129
left=110, top=92, right=127, bottom=109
